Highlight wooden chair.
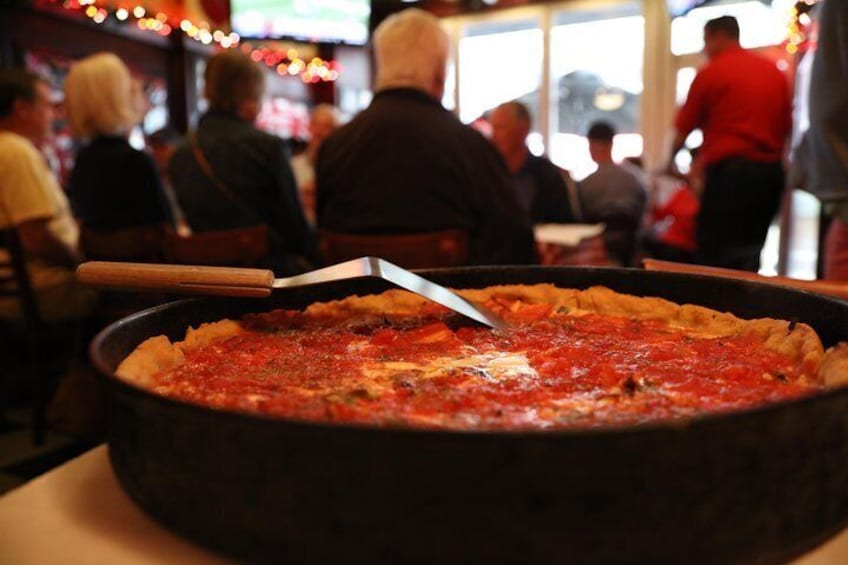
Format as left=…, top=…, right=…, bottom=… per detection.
left=0, top=228, right=67, bottom=444
left=80, top=225, right=167, bottom=324
left=80, top=224, right=164, bottom=262
left=318, top=229, right=469, bottom=269
left=163, top=225, right=270, bottom=267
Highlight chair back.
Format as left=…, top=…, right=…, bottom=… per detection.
left=80, top=224, right=164, bottom=262
left=318, top=229, right=469, bottom=269
left=0, top=228, right=50, bottom=444
left=163, top=225, right=270, bottom=267
left=0, top=228, right=43, bottom=327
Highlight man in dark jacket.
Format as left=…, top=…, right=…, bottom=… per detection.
left=489, top=100, right=576, bottom=225
left=169, top=50, right=314, bottom=274
left=316, top=8, right=537, bottom=266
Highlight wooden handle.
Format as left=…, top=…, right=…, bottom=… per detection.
left=643, top=259, right=848, bottom=301
left=76, top=261, right=275, bottom=298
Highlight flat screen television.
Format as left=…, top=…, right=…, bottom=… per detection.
left=230, top=0, right=371, bottom=45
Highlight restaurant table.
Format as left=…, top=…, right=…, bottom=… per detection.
left=0, top=445, right=846, bottom=564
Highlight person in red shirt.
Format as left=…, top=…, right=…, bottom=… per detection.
left=665, top=15, right=791, bottom=272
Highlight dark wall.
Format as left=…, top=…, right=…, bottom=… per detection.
left=0, top=4, right=199, bottom=130
left=0, top=4, right=359, bottom=126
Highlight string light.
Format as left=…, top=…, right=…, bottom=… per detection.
left=784, top=0, right=818, bottom=54
left=34, top=0, right=340, bottom=82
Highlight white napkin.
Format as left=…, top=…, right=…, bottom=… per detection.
left=534, top=223, right=605, bottom=247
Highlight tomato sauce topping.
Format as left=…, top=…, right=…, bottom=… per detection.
left=151, top=306, right=822, bottom=430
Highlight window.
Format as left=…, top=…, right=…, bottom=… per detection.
left=549, top=4, right=644, bottom=179
left=457, top=18, right=543, bottom=127
left=671, top=0, right=794, bottom=55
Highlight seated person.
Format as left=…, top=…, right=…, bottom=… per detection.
left=579, top=121, right=647, bottom=266
left=315, top=9, right=536, bottom=266
left=0, top=69, right=92, bottom=322
left=147, top=125, right=190, bottom=236
left=489, top=100, right=576, bottom=224
left=290, top=104, right=340, bottom=225
left=64, top=53, right=173, bottom=234
left=644, top=150, right=700, bottom=264
left=168, top=50, right=314, bottom=274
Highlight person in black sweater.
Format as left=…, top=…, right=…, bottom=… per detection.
left=64, top=52, right=172, bottom=232
left=316, top=8, right=536, bottom=266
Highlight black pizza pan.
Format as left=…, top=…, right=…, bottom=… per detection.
left=90, top=266, right=848, bottom=564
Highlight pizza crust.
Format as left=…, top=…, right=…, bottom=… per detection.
left=117, top=319, right=245, bottom=387
left=116, top=284, right=845, bottom=390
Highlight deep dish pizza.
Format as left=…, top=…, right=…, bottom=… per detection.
left=117, top=284, right=848, bottom=430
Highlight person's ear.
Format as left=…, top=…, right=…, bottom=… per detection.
left=432, top=67, right=446, bottom=99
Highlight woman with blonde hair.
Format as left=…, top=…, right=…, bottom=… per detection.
left=64, top=52, right=172, bottom=234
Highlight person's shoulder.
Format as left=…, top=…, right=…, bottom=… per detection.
left=619, top=162, right=648, bottom=188
left=89, top=138, right=156, bottom=167
left=726, top=48, right=780, bottom=72
left=435, top=113, right=494, bottom=152
left=126, top=143, right=159, bottom=170
left=527, top=153, right=561, bottom=172
left=201, top=112, right=284, bottom=147
left=581, top=168, right=601, bottom=184
left=0, top=133, right=45, bottom=179
left=225, top=124, right=290, bottom=164
left=0, top=131, right=39, bottom=159
left=225, top=121, right=284, bottom=148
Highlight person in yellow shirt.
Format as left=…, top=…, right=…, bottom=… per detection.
left=0, top=68, right=91, bottom=321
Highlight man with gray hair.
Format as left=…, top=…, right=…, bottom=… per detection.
left=316, top=8, right=536, bottom=265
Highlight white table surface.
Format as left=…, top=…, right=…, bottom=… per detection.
left=0, top=445, right=846, bottom=564
left=0, top=446, right=230, bottom=564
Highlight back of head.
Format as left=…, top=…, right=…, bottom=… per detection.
left=587, top=120, right=615, bottom=165
left=64, top=52, right=140, bottom=138
left=587, top=121, right=616, bottom=143
left=204, top=50, right=265, bottom=116
left=0, top=68, right=39, bottom=120
left=372, top=8, right=449, bottom=98
left=704, top=15, right=740, bottom=41
left=703, top=15, right=739, bottom=58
